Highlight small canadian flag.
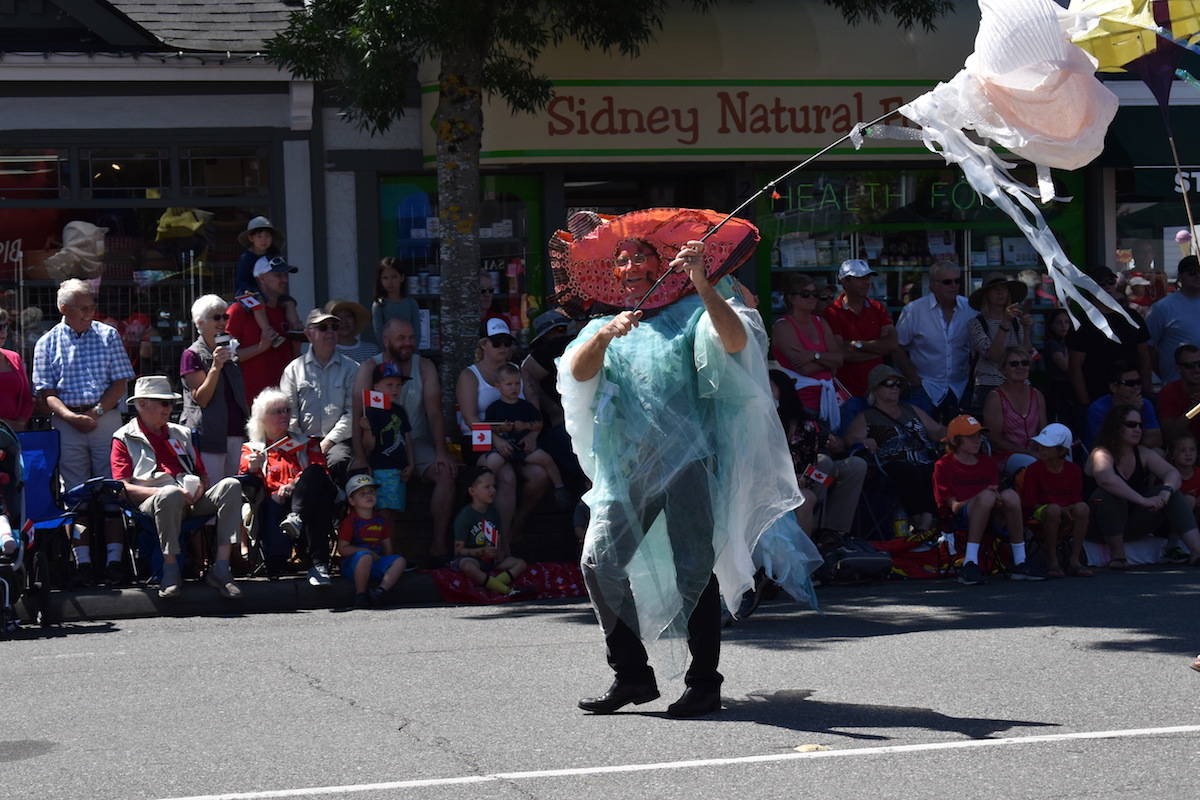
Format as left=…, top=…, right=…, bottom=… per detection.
left=803, top=463, right=834, bottom=487
left=168, top=438, right=190, bottom=458
left=278, top=437, right=306, bottom=454
left=471, top=423, right=493, bottom=452
left=364, top=390, right=391, bottom=411
left=237, top=293, right=262, bottom=310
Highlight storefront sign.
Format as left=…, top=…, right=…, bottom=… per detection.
left=420, top=80, right=935, bottom=164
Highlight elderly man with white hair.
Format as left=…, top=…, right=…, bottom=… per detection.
left=111, top=376, right=244, bottom=599
left=180, top=294, right=249, bottom=481
left=32, top=277, right=136, bottom=585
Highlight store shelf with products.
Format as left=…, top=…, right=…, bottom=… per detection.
left=378, top=175, right=544, bottom=352
left=755, top=165, right=1085, bottom=321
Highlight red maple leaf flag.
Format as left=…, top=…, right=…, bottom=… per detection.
left=364, top=390, right=391, bottom=411
left=168, top=438, right=190, bottom=458
left=471, top=423, right=492, bottom=452
left=237, top=293, right=262, bottom=310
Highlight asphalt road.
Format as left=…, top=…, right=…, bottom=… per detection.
left=3, top=567, right=1199, bottom=800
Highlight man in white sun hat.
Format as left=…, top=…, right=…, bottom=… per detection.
left=111, top=376, right=244, bottom=600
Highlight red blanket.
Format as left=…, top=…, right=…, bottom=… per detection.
left=426, top=562, right=587, bottom=604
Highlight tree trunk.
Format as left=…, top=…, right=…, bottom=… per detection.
left=434, top=45, right=484, bottom=439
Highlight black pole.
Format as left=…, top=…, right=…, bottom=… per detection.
left=630, top=108, right=904, bottom=313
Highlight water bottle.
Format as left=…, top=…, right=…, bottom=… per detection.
left=892, top=509, right=909, bottom=539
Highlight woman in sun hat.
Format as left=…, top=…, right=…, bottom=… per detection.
left=967, top=272, right=1033, bottom=412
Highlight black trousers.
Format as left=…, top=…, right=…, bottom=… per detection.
left=291, top=464, right=336, bottom=566
left=583, top=460, right=723, bottom=692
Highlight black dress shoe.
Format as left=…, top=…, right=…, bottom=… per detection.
left=666, top=687, right=721, bottom=718
left=578, top=681, right=660, bottom=714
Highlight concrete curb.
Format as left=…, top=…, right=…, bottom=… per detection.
left=16, top=571, right=442, bottom=623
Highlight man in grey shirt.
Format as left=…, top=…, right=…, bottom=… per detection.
left=280, top=308, right=358, bottom=487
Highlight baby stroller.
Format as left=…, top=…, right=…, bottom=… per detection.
left=0, top=421, right=30, bottom=636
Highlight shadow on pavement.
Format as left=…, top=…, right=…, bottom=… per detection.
left=637, top=689, right=1058, bottom=741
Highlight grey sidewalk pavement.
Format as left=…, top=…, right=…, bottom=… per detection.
left=15, top=570, right=442, bottom=623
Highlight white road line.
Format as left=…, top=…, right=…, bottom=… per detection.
left=151, top=724, right=1200, bottom=800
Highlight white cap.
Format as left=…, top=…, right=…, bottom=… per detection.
left=838, top=259, right=876, bottom=280
left=1031, top=423, right=1073, bottom=450
left=485, top=318, right=511, bottom=337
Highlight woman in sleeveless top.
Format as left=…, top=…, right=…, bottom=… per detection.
left=455, top=318, right=549, bottom=539
left=982, top=346, right=1045, bottom=476
left=1086, top=403, right=1200, bottom=568
left=771, top=273, right=843, bottom=412
left=846, top=365, right=945, bottom=534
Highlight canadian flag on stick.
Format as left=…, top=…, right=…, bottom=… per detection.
left=471, top=423, right=493, bottom=452
left=363, top=390, right=391, bottom=411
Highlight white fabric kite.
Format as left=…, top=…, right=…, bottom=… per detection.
left=888, top=0, right=1129, bottom=336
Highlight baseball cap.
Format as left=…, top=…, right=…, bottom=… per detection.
left=1031, top=423, right=1073, bottom=450
left=945, top=414, right=986, bottom=440
left=838, top=259, right=876, bottom=280
left=345, top=474, right=380, bottom=497
left=482, top=318, right=512, bottom=338
left=305, top=308, right=338, bottom=327
left=530, top=309, right=571, bottom=343
left=252, top=255, right=298, bottom=277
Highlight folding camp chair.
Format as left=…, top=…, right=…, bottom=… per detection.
left=16, top=429, right=76, bottom=595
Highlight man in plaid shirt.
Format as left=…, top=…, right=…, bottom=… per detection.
left=33, top=278, right=135, bottom=584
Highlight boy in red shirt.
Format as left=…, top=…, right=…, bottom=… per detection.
left=933, top=415, right=1043, bottom=585
left=337, top=474, right=407, bottom=608
left=1019, top=423, right=1091, bottom=578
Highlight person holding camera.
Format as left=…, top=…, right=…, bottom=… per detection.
left=966, top=273, right=1033, bottom=413
left=180, top=294, right=249, bottom=481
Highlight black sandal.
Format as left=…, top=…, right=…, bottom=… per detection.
left=1108, top=557, right=1129, bottom=571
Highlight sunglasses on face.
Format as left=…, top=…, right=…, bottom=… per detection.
left=789, top=290, right=816, bottom=299
left=1180, top=360, right=1200, bottom=370
left=1115, top=378, right=1141, bottom=388
left=479, top=288, right=493, bottom=295
left=312, top=322, right=341, bottom=332
left=818, top=294, right=834, bottom=302
left=210, top=313, right=229, bottom=322
left=150, top=399, right=172, bottom=408
left=614, top=254, right=651, bottom=266
left=937, top=278, right=961, bottom=286
left=879, top=379, right=903, bottom=389
left=1007, top=360, right=1031, bottom=368
left=488, top=335, right=515, bottom=348
left=1123, top=420, right=1142, bottom=429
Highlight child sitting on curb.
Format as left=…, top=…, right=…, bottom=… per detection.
left=933, top=414, right=1044, bottom=585
left=451, top=466, right=527, bottom=596
left=1019, top=423, right=1092, bottom=577
left=337, top=474, right=407, bottom=609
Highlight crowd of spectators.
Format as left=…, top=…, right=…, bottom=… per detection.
left=8, top=213, right=1200, bottom=609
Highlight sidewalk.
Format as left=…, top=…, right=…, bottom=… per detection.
left=17, top=571, right=443, bottom=623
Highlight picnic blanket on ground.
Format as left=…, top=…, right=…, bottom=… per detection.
left=426, top=562, right=587, bottom=604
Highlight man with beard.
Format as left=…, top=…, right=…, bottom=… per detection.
left=353, top=318, right=457, bottom=559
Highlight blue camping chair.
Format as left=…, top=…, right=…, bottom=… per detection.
left=16, top=429, right=76, bottom=592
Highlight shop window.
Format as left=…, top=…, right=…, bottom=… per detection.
left=0, top=205, right=267, bottom=381
left=82, top=149, right=169, bottom=199
left=0, top=149, right=68, bottom=200
left=1114, top=166, right=1192, bottom=281
left=759, top=166, right=1084, bottom=318
left=182, top=147, right=269, bottom=197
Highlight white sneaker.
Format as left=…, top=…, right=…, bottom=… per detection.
left=308, top=563, right=331, bottom=587
left=280, top=513, right=303, bottom=540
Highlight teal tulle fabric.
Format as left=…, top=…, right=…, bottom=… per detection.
left=560, top=278, right=802, bottom=669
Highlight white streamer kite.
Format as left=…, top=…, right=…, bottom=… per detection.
left=889, top=0, right=1131, bottom=336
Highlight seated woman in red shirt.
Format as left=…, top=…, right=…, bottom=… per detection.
left=0, top=308, right=33, bottom=430
left=933, top=414, right=1042, bottom=586
left=239, top=387, right=337, bottom=583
